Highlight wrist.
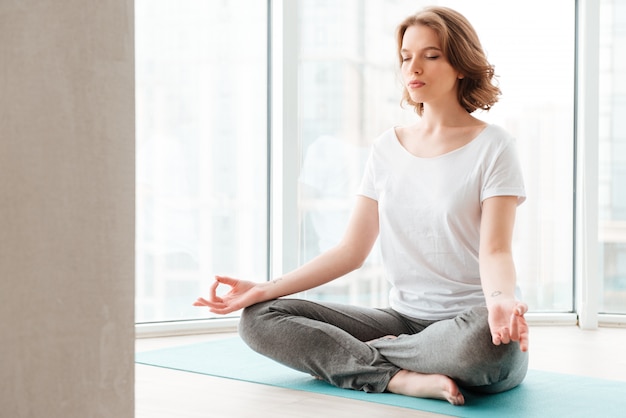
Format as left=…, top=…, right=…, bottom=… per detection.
left=485, top=290, right=515, bottom=306
left=258, top=277, right=283, bottom=299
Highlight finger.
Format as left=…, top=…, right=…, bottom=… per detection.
left=511, top=306, right=529, bottom=336
left=209, top=280, right=223, bottom=302
left=192, top=297, right=226, bottom=310
left=492, top=331, right=502, bottom=346
left=499, top=328, right=511, bottom=344
left=516, top=316, right=530, bottom=352
left=215, top=275, right=239, bottom=286
left=519, top=326, right=530, bottom=352
left=515, top=302, right=528, bottom=316
left=208, top=295, right=248, bottom=315
left=192, top=297, right=210, bottom=306
left=510, top=312, right=519, bottom=339
left=210, top=304, right=242, bottom=315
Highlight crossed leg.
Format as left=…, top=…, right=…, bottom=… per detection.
left=239, top=299, right=527, bottom=405
left=366, top=335, right=464, bottom=405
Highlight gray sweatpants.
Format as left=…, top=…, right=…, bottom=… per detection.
left=239, top=298, right=528, bottom=394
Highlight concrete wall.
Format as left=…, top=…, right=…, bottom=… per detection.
left=0, top=1, right=135, bottom=417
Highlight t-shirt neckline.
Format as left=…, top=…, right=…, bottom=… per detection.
left=391, top=124, right=492, bottom=161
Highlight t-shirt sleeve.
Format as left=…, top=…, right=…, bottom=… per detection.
left=481, top=139, right=526, bottom=205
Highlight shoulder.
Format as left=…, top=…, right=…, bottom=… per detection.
left=373, top=127, right=398, bottom=144
left=481, top=124, right=516, bottom=145
left=368, top=127, right=399, bottom=153
left=469, top=124, right=519, bottom=158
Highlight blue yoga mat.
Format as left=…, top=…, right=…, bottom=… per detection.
left=136, top=337, right=626, bottom=418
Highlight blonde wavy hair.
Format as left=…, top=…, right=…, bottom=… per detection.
left=396, top=6, right=501, bottom=115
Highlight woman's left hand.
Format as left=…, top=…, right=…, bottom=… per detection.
left=487, top=299, right=529, bottom=352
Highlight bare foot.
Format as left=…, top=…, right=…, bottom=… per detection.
left=387, top=370, right=465, bottom=406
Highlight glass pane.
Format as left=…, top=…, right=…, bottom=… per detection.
left=296, top=0, right=575, bottom=312
left=599, top=0, right=626, bottom=314
left=135, top=1, right=268, bottom=322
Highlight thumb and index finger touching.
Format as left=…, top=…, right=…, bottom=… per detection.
left=192, top=275, right=237, bottom=307
left=214, top=275, right=238, bottom=286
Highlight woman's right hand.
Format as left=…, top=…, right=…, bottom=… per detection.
left=193, top=275, right=263, bottom=315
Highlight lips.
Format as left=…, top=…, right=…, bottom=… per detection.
left=408, top=80, right=425, bottom=88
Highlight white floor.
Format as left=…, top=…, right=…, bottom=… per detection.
left=135, top=326, right=626, bottom=418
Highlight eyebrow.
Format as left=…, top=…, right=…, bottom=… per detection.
left=400, top=46, right=442, bottom=54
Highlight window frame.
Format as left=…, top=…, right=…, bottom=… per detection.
left=575, top=0, right=601, bottom=329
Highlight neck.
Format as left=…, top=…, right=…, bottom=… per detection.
left=419, top=103, right=478, bottom=129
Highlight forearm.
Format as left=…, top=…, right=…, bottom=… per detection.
left=479, top=250, right=518, bottom=307
left=478, top=197, right=528, bottom=350
left=255, top=195, right=378, bottom=302
left=258, top=242, right=365, bottom=300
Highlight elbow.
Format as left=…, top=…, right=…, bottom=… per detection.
left=346, top=250, right=368, bottom=271
left=353, top=257, right=367, bottom=270
left=335, top=242, right=370, bottom=272
left=480, top=243, right=512, bottom=258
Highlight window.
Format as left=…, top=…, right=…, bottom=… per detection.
left=136, top=1, right=625, bottom=326
left=135, top=0, right=268, bottom=322
left=599, top=0, right=626, bottom=314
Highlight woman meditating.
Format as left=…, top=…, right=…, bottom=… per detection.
left=194, top=6, right=529, bottom=406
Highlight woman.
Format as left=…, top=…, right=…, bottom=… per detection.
left=194, top=6, right=529, bottom=406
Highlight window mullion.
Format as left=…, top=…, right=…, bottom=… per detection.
left=575, top=0, right=601, bottom=329
left=270, top=0, right=300, bottom=279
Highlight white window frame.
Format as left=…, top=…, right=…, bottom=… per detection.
left=270, top=0, right=300, bottom=279
left=575, top=0, right=600, bottom=329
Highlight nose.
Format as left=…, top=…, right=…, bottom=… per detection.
left=408, top=58, right=422, bottom=75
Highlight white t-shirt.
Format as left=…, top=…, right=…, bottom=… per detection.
left=358, top=124, right=526, bottom=320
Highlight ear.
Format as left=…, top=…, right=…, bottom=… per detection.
left=457, top=73, right=465, bottom=80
